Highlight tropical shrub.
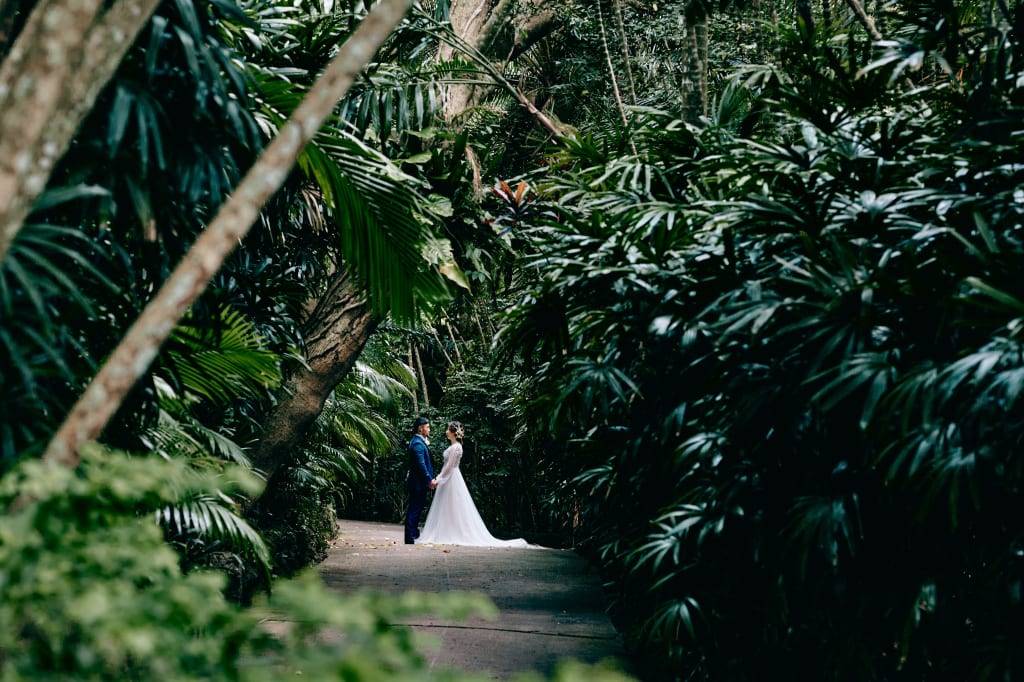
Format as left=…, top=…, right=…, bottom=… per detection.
left=0, top=443, right=498, bottom=680
left=1, top=442, right=634, bottom=682
left=498, top=3, right=1024, bottom=680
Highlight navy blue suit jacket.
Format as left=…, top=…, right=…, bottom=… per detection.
left=407, top=434, right=434, bottom=491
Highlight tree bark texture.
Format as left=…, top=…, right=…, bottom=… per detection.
left=0, top=0, right=161, bottom=263
left=679, top=14, right=709, bottom=123
left=441, top=0, right=511, bottom=121
left=413, top=343, right=429, bottom=409
left=248, top=270, right=380, bottom=480
left=844, top=0, right=883, bottom=40
left=42, top=0, right=415, bottom=468
left=408, top=344, right=418, bottom=413
left=596, top=0, right=636, bottom=153
left=610, top=0, right=636, bottom=105
left=441, top=0, right=557, bottom=126
left=0, top=0, right=26, bottom=59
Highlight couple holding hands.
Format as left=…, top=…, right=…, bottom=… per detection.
left=403, top=416, right=527, bottom=548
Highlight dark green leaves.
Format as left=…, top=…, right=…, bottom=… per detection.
left=496, top=4, right=1024, bottom=678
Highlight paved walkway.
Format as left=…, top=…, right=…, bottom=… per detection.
left=318, top=520, right=632, bottom=679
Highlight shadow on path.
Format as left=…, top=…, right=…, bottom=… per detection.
left=318, top=519, right=631, bottom=679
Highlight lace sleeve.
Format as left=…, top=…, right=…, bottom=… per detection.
left=435, top=444, right=462, bottom=485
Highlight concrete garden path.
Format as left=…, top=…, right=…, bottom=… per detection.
left=318, top=519, right=632, bottom=679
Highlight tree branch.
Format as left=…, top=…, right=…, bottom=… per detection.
left=845, top=0, right=915, bottom=90
left=513, top=87, right=565, bottom=139
left=844, top=0, right=883, bottom=41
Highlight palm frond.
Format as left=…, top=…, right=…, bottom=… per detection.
left=157, top=493, right=271, bottom=570
left=316, top=129, right=462, bottom=318
left=161, top=305, right=281, bottom=405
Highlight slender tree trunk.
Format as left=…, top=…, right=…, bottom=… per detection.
left=248, top=270, right=379, bottom=480
left=0, top=0, right=161, bottom=263
left=596, top=0, right=636, bottom=153
left=611, top=0, right=636, bottom=105
left=473, top=311, right=489, bottom=349
left=770, top=0, right=781, bottom=67
left=414, top=343, right=430, bottom=409
left=432, top=327, right=455, bottom=366
left=409, top=344, right=419, bottom=413
left=844, top=0, right=913, bottom=88
left=844, top=0, right=883, bottom=40
left=697, top=15, right=708, bottom=117
left=679, top=15, right=709, bottom=124
left=445, top=318, right=463, bottom=365
left=42, top=0, right=416, bottom=468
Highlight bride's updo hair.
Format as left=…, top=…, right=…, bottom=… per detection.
left=447, top=421, right=464, bottom=442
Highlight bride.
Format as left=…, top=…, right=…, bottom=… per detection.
left=416, top=421, right=528, bottom=548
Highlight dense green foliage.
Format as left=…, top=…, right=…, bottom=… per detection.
left=0, top=443, right=513, bottom=680
left=0, top=1, right=636, bottom=678
left=0, top=443, right=632, bottom=680
left=497, top=2, right=1024, bottom=679
left=14, top=0, right=1024, bottom=679
left=0, top=0, right=265, bottom=467
left=0, top=0, right=467, bottom=571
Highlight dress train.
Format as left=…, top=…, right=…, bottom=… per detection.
left=417, top=443, right=528, bottom=548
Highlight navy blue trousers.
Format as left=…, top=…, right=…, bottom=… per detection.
left=405, top=486, right=428, bottom=543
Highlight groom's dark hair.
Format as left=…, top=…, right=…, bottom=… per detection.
left=412, top=416, right=430, bottom=431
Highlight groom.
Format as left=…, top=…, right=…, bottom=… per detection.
left=404, top=416, right=436, bottom=544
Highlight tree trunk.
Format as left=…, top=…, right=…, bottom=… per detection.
left=697, top=14, right=708, bottom=117
left=440, top=0, right=512, bottom=120
left=442, top=0, right=563, bottom=133
left=611, top=0, right=636, bottom=105
left=42, top=0, right=415, bottom=468
left=248, top=270, right=379, bottom=480
left=596, top=0, right=634, bottom=151
left=679, top=14, right=709, bottom=124
left=409, top=344, right=419, bottom=413
left=413, top=342, right=430, bottom=409
left=0, top=0, right=161, bottom=263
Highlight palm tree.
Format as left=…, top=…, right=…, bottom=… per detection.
left=231, top=0, right=469, bottom=484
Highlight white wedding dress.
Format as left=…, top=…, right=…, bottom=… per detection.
left=417, top=442, right=528, bottom=547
